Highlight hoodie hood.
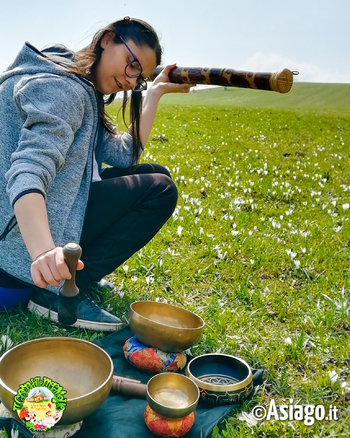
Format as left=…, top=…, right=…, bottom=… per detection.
left=0, top=42, right=87, bottom=86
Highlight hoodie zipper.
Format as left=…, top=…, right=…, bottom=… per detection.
left=0, top=215, right=17, bottom=241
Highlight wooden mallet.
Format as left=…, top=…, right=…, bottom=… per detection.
left=58, top=243, right=82, bottom=326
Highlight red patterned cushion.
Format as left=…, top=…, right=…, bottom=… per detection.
left=144, top=404, right=195, bottom=437
left=123, top=337, right=186, bottom=373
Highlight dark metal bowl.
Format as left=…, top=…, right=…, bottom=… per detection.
left=129, top=301, right=205, bottom=352
left=185, top=353, right=253, bottom=405
left=146, top=373, right=199, bottom=418
left=0, top=337, right=113, bottom=425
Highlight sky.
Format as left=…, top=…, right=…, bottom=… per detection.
left=0, top=0, right=349, bottom=84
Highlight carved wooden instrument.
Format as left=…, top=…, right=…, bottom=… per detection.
left=149, top=66, right=295, bottom=93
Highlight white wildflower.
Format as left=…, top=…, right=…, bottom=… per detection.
left=342, top=203, right=349, bottom=210
left=294, top=259, right=301, bottom=269
left=238, top=411, right=258, bottom=427
left=1, top=334, right=13, bottom=351
left=284, top=337, right=292, bottom=345
left=177, top=225, right=183, bottom=237
left=145, top=276, right=154, bottom=286
left=328, top=370, right=339, bottom=385
left=11, top=429, right=19, bottom=438
left=286, top=249, right=297, bottom=259
left=341, top=381, right=350, bottom=394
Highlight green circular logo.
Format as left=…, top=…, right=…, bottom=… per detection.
left=13, top=376, right=67, bottom=432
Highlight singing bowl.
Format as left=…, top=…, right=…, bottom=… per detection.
left=0, top=337, right=113, bottom=425
left=128, top=301, right=205, bottom=352
left=185, top=353, right=253, bottom=406
left=146, top=373, right=199, bottom=418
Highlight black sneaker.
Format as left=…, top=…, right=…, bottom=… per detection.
left=27, top=288, right=124, bottom=332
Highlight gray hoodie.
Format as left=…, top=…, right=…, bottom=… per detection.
left=0, top=42, right=135, bottom=291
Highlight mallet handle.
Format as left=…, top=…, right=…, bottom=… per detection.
left=149, top=66, right=294, bottom=93
left=58, top=243, right=82, bottom=326
left=112, top=375, right=147, bottom=398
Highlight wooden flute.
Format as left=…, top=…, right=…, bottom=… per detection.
left=149, top=66, right=295, bottom=93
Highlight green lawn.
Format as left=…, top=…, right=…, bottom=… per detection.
left=1, top=82, right=349, bottom=437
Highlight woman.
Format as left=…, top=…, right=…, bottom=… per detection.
left=0, top=17, right=192, bottom=331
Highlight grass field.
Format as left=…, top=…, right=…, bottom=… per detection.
left=1, top=82, right=349, bottom=437
left=158, top=82, right=350, bottom=112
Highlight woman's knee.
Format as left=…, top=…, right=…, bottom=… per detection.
left=154, top=174, right=178, bottom=213
left=145, top=163, right=172, bottom=178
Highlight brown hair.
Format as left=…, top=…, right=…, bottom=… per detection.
left=71, top=17, right=162, bottom=161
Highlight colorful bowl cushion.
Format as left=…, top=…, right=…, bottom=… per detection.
left=123, top=336, right=186, bottom=373
left=144, top=404, right=195, bottom=437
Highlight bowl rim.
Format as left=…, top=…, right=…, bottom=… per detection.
left=129, top=300, right=205, bottom=331
left=185, top=353, right=253, bottom=391
left=146, top=372, right=200, bottom=417
left=0, top=337, right=114, bottom=402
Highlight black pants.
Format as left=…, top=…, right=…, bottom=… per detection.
left=75, top=163, right=178, bottom=291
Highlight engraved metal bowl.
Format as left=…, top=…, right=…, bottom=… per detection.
left=146, top=373, right=199, bottom=418
left=129, top=301, right=205, bottom=352
left=0, top=337, right=113, bottom=425
left=185, top=353, right=253, bottom=405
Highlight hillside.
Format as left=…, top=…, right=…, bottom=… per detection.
left=158, top=82, right=350, bottom=112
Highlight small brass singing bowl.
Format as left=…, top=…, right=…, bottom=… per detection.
left=128, top=301, right=205, bottom=352
left=146, top=373, right=199, bottom=418
left=0, top=337, right=113, bottom=425
left=185, top=353, right=253, bottom=406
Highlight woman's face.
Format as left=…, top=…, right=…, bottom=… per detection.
left=94, top=32, right=157, bottom=94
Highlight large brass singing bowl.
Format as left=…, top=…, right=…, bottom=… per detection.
left=129, top=301, right=205, bottom=352
left=0, top=337, right=113, bottom=425
left=146, top=373, right=199, bottom=418
left=186, top=353, right=253, bottom=406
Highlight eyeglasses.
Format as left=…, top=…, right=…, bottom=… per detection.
left=118, top=35, right=148, bottom=92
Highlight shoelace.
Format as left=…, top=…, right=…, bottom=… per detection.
left=80, top=294, right=100, bottom=308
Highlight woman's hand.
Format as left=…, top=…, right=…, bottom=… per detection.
left=31, top=247, right=84, bottom=288
left=148, top=64, right=194, bottom=97
left=13, top=193, right=84, bottom=289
